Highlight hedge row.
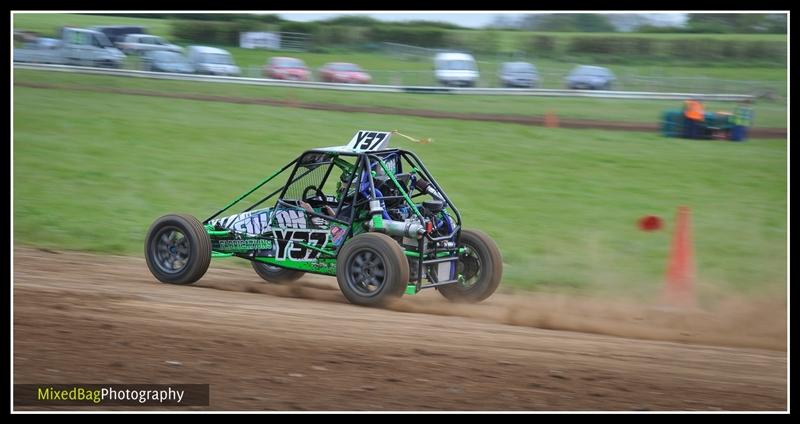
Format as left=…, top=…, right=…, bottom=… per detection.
left=521, top=35, right=785, bottom=63
left=171, top=20, right=271, bottom=45
left=172, top=20, right=786, bottom=64
left=172, top=20, right=461, bottom=49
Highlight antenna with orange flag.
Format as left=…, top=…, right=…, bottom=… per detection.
left=391, top=130, right=433, bottom=145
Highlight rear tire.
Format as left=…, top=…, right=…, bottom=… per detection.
left=251, top=262, right=305, bottom=283
left=438, top=229, right=502, bottom=303
left=145, top=214, right=211, bottom=285
left=336, top=232, right=409, bottom=307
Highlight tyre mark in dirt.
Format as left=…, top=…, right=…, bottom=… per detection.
left=14, top=81, right=787, bottom=138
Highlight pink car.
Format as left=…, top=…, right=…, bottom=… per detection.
left=264, top=57, right=310, bottom=81
left=318, top=62, right=371, bottom=84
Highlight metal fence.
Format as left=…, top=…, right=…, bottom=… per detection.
left=39, top=49, right=779, bottom=100
left=279, top=32, right=311, bottom=52
left=378, top=42, right=786, bottom=101
left=14, top=63, right=757, bottom=102
left=233, top=66, right=784, bottom=100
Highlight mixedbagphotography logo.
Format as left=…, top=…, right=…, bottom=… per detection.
left=14, top=384, right=209, bottom=407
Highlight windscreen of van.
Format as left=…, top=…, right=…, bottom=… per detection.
left=203, top=53, right=233, bottom=65
left=93, top=33, right=114, bottom=48
left=438, top=60, right=476, bottom=71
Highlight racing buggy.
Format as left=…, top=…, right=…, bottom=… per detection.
left=145, top=130, right=502, bottom=306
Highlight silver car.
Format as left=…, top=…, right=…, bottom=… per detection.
left=186, top=46, right=240, bottom=76
left=141, top=50, right=194, bottom=73
left=118, top=34, right=182, bottom=55
left=565, top=65, right=616, bottom=90
left=498, top=62, right=539, bottom=88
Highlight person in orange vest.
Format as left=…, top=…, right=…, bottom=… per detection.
left=682, top=98, right=705, bottom=139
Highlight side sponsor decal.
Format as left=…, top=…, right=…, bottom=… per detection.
left=275, top=208, right=329, bottom=229
left=215, top=239, right=273, bottom=251
left=330, top=224, right=348, bottom=246
left=274, top=209, right=307, bottom=229
left=210, top=208, right=272, bottom=235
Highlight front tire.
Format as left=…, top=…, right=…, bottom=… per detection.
left=145, top=214, right=211, bottom=285
left=252, top=262, right=305, bottom=283
left=438, top=229, right=502, bottom=303
left=336, top=233, right=410, bottom=307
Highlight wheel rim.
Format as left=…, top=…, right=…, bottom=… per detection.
left=151, top=226, right=190, bottom=274
left=456, top=244, right=483, bottom=290
left=345, top=248, right=387, bottom=297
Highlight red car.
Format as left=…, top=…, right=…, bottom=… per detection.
left=263, top=57, right=310, bottom=81
left=318, top=62, right=371, bottom=84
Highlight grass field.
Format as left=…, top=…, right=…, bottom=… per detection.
left=13, top=80, right=787, bottom=299
left=13, top=13, right=787, bottom=92
left=13, top=69, right=789, bottom=129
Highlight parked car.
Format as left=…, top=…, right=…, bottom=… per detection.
left=264, top=57, right=310, bottom=81
left=14, top=27, right=124, bottom=68
left=13, top=37, right=63, bottom=64
left=186, top=46, right=240, bottom=76
left=565, top=65, right=616, bottom=90
left=434, top=52, right=479, bottom=87
left=318, top=62, right=371, bottom=84
left=117, top=34, right=182, bottom=55
left=141, top=50, right=194, bottom=73
left=498, top=61, right=539, bottom=88
left=88, top=25, right=147, bottom=46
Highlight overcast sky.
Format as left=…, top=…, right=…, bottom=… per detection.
left=277, top=12, right=688, bottom=29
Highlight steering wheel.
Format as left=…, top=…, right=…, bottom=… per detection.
left=302, top=186, right=326, bottom=203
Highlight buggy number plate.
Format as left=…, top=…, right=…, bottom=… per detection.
left=273, top=229, right=330, bottom=261
left=347, top=130, right=392, bottom=152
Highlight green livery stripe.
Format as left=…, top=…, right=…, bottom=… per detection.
left=296, top=241, right=337, bottom=257
left=253, top=256, right=337, bottom=276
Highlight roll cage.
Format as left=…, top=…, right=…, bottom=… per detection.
left=201, top=146, right=465, bottom=291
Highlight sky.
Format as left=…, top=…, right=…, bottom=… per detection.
left=276, top=12, right=689, bottom=29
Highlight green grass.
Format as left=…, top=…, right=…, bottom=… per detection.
left=13, top=69, right=789, bottom=128
left=13, top=83, right=787, bottom=299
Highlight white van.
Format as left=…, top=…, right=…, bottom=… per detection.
left=15, top=27, right=126, bottom=68
left=434, top=52, right=479, bottom=87
left=186, top=46, right=241, bottom=76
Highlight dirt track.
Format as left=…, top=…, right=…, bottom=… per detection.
left=14, top=82, right=787, bottom=139
left=13, top=247, right=786, bottom=411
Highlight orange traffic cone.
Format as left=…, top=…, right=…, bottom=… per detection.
left=664, top=206, right=695, bottom=306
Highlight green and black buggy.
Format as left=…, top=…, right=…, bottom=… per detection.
left=145, top=130, right=502, bottom=307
